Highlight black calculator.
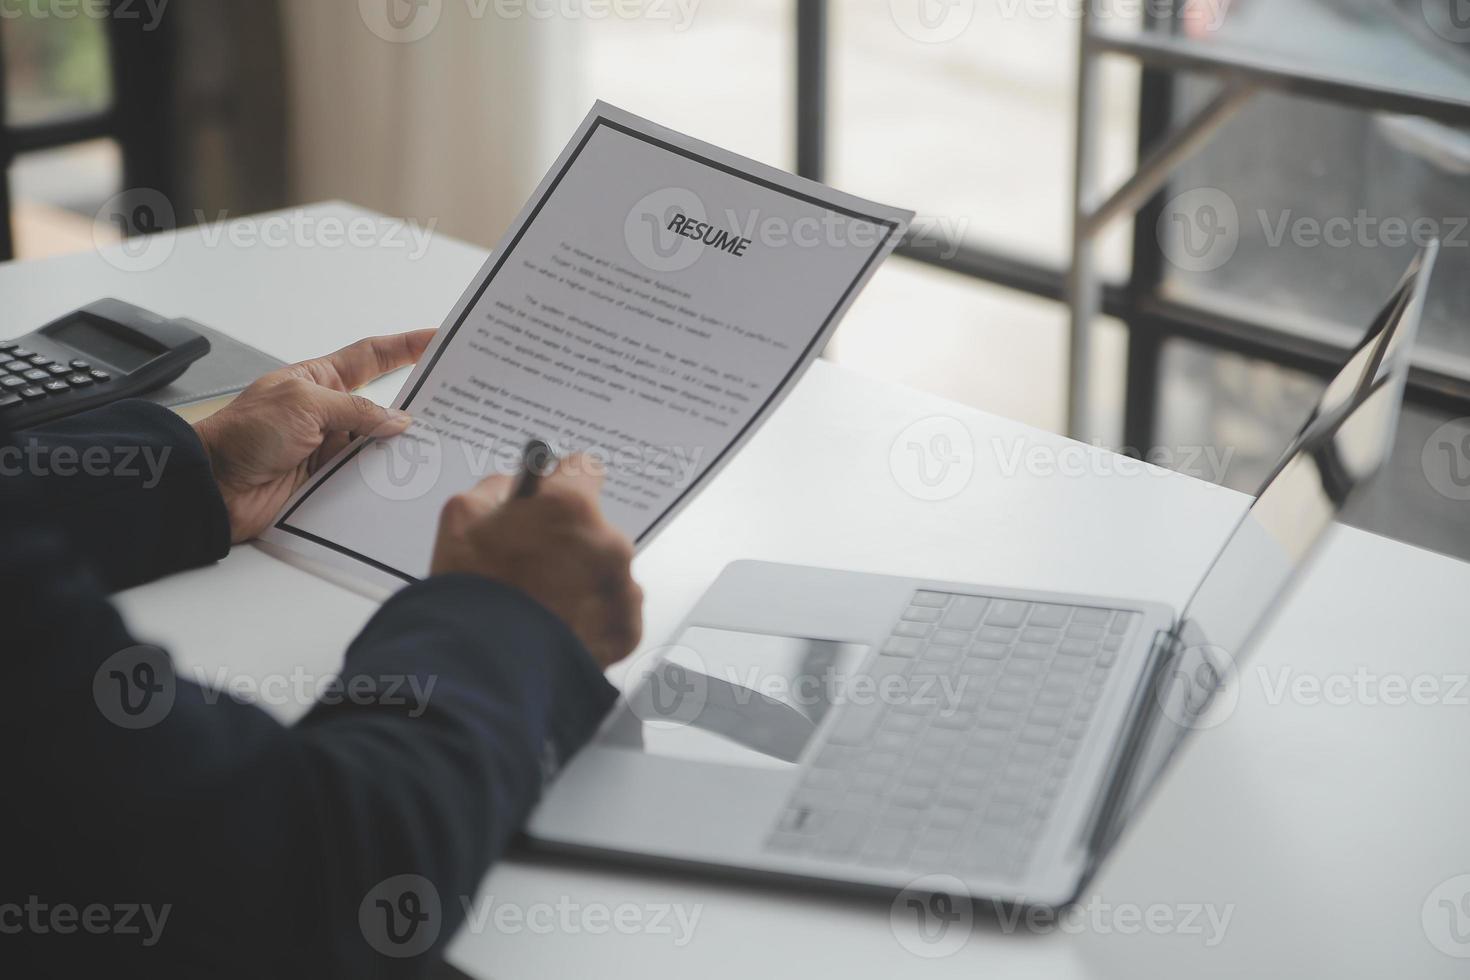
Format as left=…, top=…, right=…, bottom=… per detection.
left=0, top=299, right=211, bottom=428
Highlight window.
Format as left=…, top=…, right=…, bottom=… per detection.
left=579, top=1, right=1137, bottom=432
left=2, top=7, right=111, bottom=126
left=1, top=7, right=119, bottom=259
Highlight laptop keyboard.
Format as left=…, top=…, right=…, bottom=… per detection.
left=764, top=590, right=1136, bottom=880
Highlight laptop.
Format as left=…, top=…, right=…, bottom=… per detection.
left=526, top=244, right=1438, bottom=909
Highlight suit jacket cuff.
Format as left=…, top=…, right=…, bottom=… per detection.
left=344, top=574, right=619, bottom=782
left=9, top=399, right=231, bottom=590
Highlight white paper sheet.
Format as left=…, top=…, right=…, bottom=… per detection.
left=260, top=103, right=912, bottom=595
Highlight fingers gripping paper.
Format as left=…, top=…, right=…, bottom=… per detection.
left=261, top=103, right=912, bottom=594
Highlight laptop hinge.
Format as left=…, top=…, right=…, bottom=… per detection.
left=1074, top=625, right=1185, bottom=890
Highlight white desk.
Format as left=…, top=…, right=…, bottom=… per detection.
left=7, top=203, right=1468, bottom=978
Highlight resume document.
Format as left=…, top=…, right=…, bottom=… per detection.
left=261, top=103, right=912, bottom=594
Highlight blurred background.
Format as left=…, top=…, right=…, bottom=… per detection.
left=2, top=0, right=1468, bottom=556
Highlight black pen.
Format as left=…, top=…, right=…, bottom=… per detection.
left=513, top=439, right=557, bottom=499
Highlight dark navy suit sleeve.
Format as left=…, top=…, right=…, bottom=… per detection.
left=7, top=399, right=232, bottom=588
left=1, top=401, right=618, bottom=979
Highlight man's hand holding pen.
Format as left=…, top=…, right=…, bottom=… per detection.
left=430, top=445, right=644, bottom=670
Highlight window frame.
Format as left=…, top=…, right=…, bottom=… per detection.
left=792, top=0, right=1470, bottom=456
left=0, top=1, right=175, bottom=262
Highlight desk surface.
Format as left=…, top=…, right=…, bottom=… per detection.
left=6, top=203, right=1468, bottom=978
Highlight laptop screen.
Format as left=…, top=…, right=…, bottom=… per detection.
left=1174, top=242, right=1433, bottom=679
left=1090, top=243, right=1437, bottom=864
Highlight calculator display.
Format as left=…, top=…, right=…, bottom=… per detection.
left=51, top=317, right=161, bottom=372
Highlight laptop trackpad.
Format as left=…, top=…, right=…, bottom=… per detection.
left=599, top=627, right=869, bottom=771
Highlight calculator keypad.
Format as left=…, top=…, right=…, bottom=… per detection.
left=0, top=340, right=113, bottom=415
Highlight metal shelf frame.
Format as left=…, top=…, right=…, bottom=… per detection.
left=792, top=0, right=1470, bottom=454
left=1070, top=2, right=1470, bottom=443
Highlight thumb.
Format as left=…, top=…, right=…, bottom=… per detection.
left=309, top=386, right=412, bottom=438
